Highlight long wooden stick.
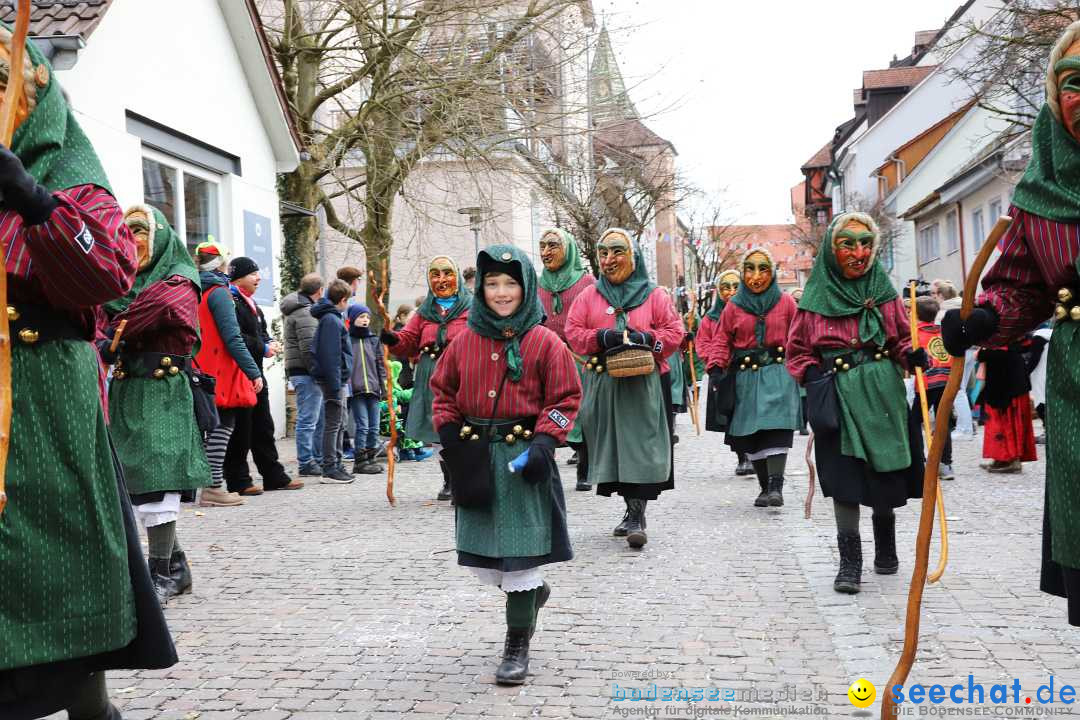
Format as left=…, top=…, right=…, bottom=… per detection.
left=908, top=283, right=950, bottom=584
left=687, top=341, right=701, bottom=436
left=369, top=262, right=398, bottom=506
left=0, top=0, right=32, bottom=520
left=881, top=215, right=1012, bottom=720
left=109, top=320, right=128, bottom=355
left=804, top=432, right=815, bottom=520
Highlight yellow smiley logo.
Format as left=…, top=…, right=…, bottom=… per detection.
left=848, top=678, right=876, bottom=708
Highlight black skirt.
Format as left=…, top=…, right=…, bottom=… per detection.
left=729, top=429, right=794, bottom=456
left=457, top=468, right=573, bottom=572
left=813, top=404, right=924, bottom=509
left=0, top=440, right=177, bottom=720
left=597, top=371, right=675, bottom=500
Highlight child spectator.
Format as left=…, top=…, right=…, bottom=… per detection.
left=910, top=296, right=955, bottom=480
left=347, top=303, right=387, bottom=474
left=310, top=279, right=355, bottom=483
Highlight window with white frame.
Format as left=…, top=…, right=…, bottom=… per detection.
left=989, top=198, right=1002, bottom=224
left=918, top=223, right=940, bottom=264
left=971, top=208, right=985, bottom=258
left=945, top=210, right=959, bottom=254
left=142, top=150, right=222, bottom=253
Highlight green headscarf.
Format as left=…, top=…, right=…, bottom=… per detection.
left=104, top=205, right=201, bottom=315
left=416, top=255, right=471, bottom=345
left=8, top=34, right=110, bottom=192
left=798, top=213, right=898, bottom=348
left=467, top=244, right=544, bottom=382
left=537, top=227, right=587, bottom=314
left=730, top=248, right=782, bottom=345
left=594, top=228, right=655, bottom=332
left=706, top=270, right=741, bottom=321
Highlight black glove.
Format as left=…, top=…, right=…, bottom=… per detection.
left=437, top=422, right=463, bottom=448
left=685, top=331, right=696, bottom=342
left=96, top=338, right=123, bottom=366
left=379, top=329, right=399, bottom=346
left=941, top=306, right=998, bottom=357
left=523, top=433, right=558, bottom=485
left=906, top=348, right=930, bottom=370
left=596, top=328, right=622, bottom=349
left=707, top=366, right=724, bottom=381
left=627, top=329, right=655, bottom=347
left=0, top=145, right=58, bottom=226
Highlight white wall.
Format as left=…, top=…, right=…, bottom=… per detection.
left=55, top=0, right=291, bottom=434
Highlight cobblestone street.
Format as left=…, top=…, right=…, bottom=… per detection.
left=88, top=415, right=1080, bottom=719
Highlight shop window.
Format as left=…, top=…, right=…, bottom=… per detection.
left=141, top=152, right=221, bottom=253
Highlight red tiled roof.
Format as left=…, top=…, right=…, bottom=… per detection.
left=801, top=141, right=832, bottom=170
left=594, top=118, right=676, bottom=155
left=0, top=1, right=112, bottom=39
left=862, top=65, right=936, bottom=91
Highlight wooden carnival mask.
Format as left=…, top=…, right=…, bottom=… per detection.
left=833, top=219, right=875, bottom=280
left=125, top=208, right=153, bottom=271
left=428, top=257, right=459, bottom=299
left=539, top=231, right=567, bottom=272
left=1055, top=37, right=1080, bottom=144
left=742, top=252, right=773, bottom=294
left=718, top=271, right=740, bottom=301
left=598, top=231, right=634, bottom=285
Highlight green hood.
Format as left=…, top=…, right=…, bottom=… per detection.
left=797, top=213, right=898, bottom=348
left=467, top=244, right=544, bottom=381
left=537, top=227, right=587, bottom=314
left=1011, top=104, right=1080, bottom=223
left=105, top=205, right=200, bottom=315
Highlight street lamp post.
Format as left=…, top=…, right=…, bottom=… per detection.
left=457, top=206, right=487, bottom=259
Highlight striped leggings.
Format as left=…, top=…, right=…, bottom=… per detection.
left=203, top=408, right=237, bottom=489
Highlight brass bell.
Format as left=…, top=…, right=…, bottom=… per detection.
left=6, top=306, right=18, bottom=322
left=153, top=368, right=166, bottom=379
left=595, top=365, right=604, bottom=374
left=751, top=364, right=759, bottom=371
left=161, top=356, right=173, bottom=367
left=470, top=434, right=479, bottom=441
left=835, top=357, right=844, bottom=367
left=169, top=366, right=180, bottom=375
left=590, top=356, right=599, bottom=364
left=777, top=346, right=784, bottom=353
left=429, top=353, right=437, bottom=359
left=114, top=371, right=125, bottom=380
left=523, top=429, right=533, bottom=439
left=18, top=328, right=38, bottom=344
left=1059, top=287, right=1074, bottom=303
left=505, top=433, right=516, bottom=444
left=513, top=425, right=524, bottom=435
left=875, top=353, right=883, bottom=361
left=842, top=363, right=851, bottom=371
left=585, top=363, right=593, bottom=370
left=1071, top=306, right=1080, bottom=322
left=1056, top=305, right=1068, bottom=321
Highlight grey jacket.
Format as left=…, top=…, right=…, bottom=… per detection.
left=280, top=291, right=319, bottom=376
left=350, top=332, right=387, bottom=397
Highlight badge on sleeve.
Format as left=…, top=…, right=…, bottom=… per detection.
left=548, top=409, right=570, bottom=428
left=75, top=224, right=95, bottom=254
left=653, top=340, right=663, bottom=354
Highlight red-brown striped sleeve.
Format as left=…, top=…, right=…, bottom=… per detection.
left=695, top=315, right=720, bottom=369
left=112, top=276, right=199, bottom=342
left=389, top=311, right=425, bottom=359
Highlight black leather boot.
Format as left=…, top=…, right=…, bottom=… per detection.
left=872, top=513, right=899, bottom=575
left=754, top=476, right=769, bottom=507
left=767, top=475, right=784, bottom=507
left=575, top=460, right=591, bottom=491
left=437, top=461, right=452, bottom=501
left=149, top=557, right=180, bottom=606
left=494, top=628, right=530, bottom=685
left=735, top=455, right=754, bottom=476
left=613, top=498, right=632, bottom=537
left=834, top=530, right=863, bottom=594
left=626, top=499, right=648, bottom=549
left=169, top=549, right=193, bottom=596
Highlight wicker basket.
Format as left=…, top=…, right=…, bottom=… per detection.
left=604, top=329, right=656, bottom=378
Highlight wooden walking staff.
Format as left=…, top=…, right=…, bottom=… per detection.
left=686, top=341, right=701, bottom=436
left=0, top=0, right=32, bottom=519
left=369, top=261, right=398, bottom=506
left=881, top=215, right=1012, bottom=720
left=908, top=282, right=950, bottom=585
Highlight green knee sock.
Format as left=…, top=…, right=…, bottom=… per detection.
left=751, top=459, right=769, bottom=486
left=505, top=588, right=538, bottom=630
left=765, top=453, right=787, bottom=477
left=147, top=521, right=177, bottom=560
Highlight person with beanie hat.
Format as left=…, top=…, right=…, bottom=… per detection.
left=348, top=302, right=387, bottom=474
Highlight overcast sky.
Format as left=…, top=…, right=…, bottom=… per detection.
left=595, top=0, right=963, bottom=225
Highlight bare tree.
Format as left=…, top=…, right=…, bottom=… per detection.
left=678, top=196, right=743, bottom=317
left=941, top=1, right=1079, bottom=129
left=258, top=0, right=584, bottom=316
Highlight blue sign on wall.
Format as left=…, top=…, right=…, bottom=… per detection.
left=243, top=210, right=275, bottom=306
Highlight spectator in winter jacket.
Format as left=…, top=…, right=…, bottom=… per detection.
left=280, top=273, right=325, bottom=475
left=310, top=279, right=355, bottom=483
left=347, top=303, right=387, bottom=475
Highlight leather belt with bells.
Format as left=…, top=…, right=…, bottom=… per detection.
left=113, top=352, right=192, bottom=381
left=458, top=418, right=537, bottom=445
left=1054, top=286, right=1080, bottom=323
left=420, top=342, right=446, bottom=361
left=825, top=347, right=888, bottom=373
left=583, top=355, right=605, bottom=374
left=735, top=346, right=785, bottom=372
left=6, top=303, right=88, bottom=346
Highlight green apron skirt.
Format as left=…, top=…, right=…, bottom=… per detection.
left=668, top=350, right=687, bottom=410
left=579, top=369, right=673, bottom=499
left=108, top=365, right=210, bottom=495
left=455, top=418, right=571, bottom=572
left=727, top=349, right=800, bottom=452
left=1042, top=320, right=1080, bottom=601
left=0, top=341, right=143, bottom=672
left=405, top=353, right=439, bottom=445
